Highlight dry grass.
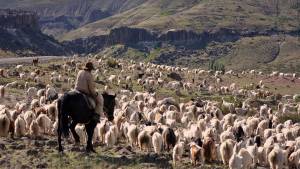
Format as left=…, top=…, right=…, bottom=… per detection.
left=0, top=57, right=298, bottom=169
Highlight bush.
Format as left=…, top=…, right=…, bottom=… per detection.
left=293, top=94, right=300, bottom=102
left=278, top=113, right=300, bottom=123
left=208, top=59, right=225, bottom=73
left=106, top=59, right=118, bottom=68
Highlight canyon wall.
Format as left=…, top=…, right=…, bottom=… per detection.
left=0, top=9, right=38, bottom=29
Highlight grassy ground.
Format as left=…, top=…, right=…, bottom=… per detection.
left=0, top=136, right=227, bottom=169
left=0, top=49, right=16, bottom=58
left=0, top=58, right=299, bottom=168
left=218, top=36, right=300, bottom=73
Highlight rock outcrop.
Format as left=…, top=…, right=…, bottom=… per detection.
left=0, top=9, right=70, bottom=56
left=0, top=9, right=38, bottom=29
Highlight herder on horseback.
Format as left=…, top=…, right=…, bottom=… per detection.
left=57, top=61, right=116, bottom=153
left=75, top=62, right=103, bottom=117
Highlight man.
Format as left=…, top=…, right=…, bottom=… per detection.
left=75, top=62, right=103, bottom=115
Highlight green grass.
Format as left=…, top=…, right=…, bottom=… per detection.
left=278, top=113, right=300, bottom=124
left=145, top=47, right=161, bottom=63
left=62, top=0, right=299, bottom=40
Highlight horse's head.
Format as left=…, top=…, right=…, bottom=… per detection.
left=102, top=92, right=116, bottom=121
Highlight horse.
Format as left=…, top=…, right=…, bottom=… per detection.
left=32, top=58, right=39, bottom=66
left=57, top=91, right=116, bottom=153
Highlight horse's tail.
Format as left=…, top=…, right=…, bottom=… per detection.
left=57, top=97, right=69, bottom=137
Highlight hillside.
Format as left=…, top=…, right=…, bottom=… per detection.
left=2, top=0, right=299, bottom=41
left=62, top=0, right=300, bottom=40
left=0, top=9, right=69, bottom=56
left=0, top=0, right=147, bottom=38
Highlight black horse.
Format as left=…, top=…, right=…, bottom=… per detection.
left=57, top=91, right=116, bottom=153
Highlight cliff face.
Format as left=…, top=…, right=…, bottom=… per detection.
left=0, top=0, right=148, bottom=38
left=0, top=9, right=70, bottom=56
left=107, top=27, right=157, bottom=45
left=64, top=26, right=293, bottom=54
left=0, top=9, right=38, bottom=29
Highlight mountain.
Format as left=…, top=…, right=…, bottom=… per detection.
left=0, top=0, right=147, bottom=38
left=0, top=9, right=69, bottom=57
left=2, top=0, right=299, bottom=41
left=62, top=0, right=300, bottom=41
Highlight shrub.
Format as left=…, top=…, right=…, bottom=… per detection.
left=208, top=60, right=225, bottom=73
left=293, top=94, right=300, bottom=102
left=278, top=113, right=300, bottom=123
left=106, top=59, right=118, bottom=68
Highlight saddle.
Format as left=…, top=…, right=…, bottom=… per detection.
left=72, top=90, right=96, bottom=110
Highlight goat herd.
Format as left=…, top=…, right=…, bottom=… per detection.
left=0, top=56, right=300, bottom=169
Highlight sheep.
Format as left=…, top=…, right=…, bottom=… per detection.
left=75, top=124, right=86, bottom=144
left=36, top=114, right=52, bottom=135
left=259, top=104, right=269, bottom=117
left=152, top=132, right=163, bottom=154
left=14, top=115, right=26, bottom=137
left=27, top=87, right=37, bottom=98
left=220, top=139, right=235, bottom=165
left=37, top=89, right=45, bottom=98
left=0, top=112, right=11, bottom=137
left=129, top=112, right=141, bottom=124
left=30, top=99, right=39, bottom=109
left=268, top=146, right=289, bottom=169
left=289, top=149, right=300, bottom=169
left=98, top=119, right=109, bottom=144
left=162, top=127, right=177, bottom=151
left=172, top=141, right=185, bottom=166
left=220, top=130, right=235, bottom=143
left=256, top=119, right=270, bottom=138
left=52, top=120, right=58, bottom=135
left=189, top=142, right=204, bottom=166
left=5, top=81, right=18, bottom=88
left=105, top=125, right=117, bottom=147
left=0, top=85, right=5, bottom=98
left=108, top=75, right=117, bottom=84
left=15, top=65, right=23, bottom=72
left=138, top=130, right=151, bottom=152
left=46, top=87, right=58, bottom=103
left=246, top=144, right=258, bottom=166
left=24, top=110, right=36, bottom=130
left=229, top=143, right=253, bottom=169
left=29, top=119, right=40, bottom=139
left=127, top=124, right=139, bottom=147
left=222, top=98, right=235, bottom=113
left=46, top=103, right=57, bottom=121
left=239, top=148, right=253, bottom=169
left=39, top=96, right=46, bottom=106
left=15, top=103, right=26, bottom=114
left=203, top=136, right=217, bottom=163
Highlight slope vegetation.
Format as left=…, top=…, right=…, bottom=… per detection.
left=62, top=0, right=299, bottom=40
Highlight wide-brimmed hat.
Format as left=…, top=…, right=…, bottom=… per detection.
left=84, top=62, right=95, bottom=70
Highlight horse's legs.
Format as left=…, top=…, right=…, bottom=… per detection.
left=58, top=122, right=63, bottom=152
left=85, top=121, right=97, bottom=153
left=70, top=121, right=80, bottom=144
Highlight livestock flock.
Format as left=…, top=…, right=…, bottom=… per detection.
left=0, top=56, right=300, bottom=169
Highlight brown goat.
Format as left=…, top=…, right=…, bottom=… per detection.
left=190, top=143, right=204, bottom=166
left=203, top=137, right=217, bottom=163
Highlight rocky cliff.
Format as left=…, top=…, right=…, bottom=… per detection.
left=0, top=9, right=70, bottom=56
left=0, top=0, right=148, bottom=38
left=0, top=9, right=38, bottom=29
left=64, top=26, right=296, bottom=54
